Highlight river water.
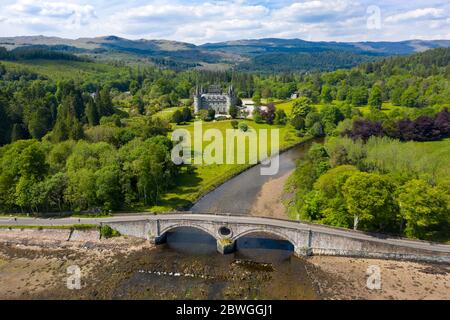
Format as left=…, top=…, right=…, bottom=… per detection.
left=112, top=228, right=318, bottom=299
left=111, top=140, right=323, bottom=299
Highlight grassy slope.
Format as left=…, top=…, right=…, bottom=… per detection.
left=145, top=120, right=309, bottom=212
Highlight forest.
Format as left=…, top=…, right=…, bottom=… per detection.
left=0, top=47, right=448, bottom=242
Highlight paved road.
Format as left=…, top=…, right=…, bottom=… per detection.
left=1, top=213, right=449, bottom=254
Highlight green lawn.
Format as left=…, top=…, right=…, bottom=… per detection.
left=357, top=102, right=409, bottom=115
left=152, top=107, right=184, bottom=122
left=144, top=120, right=310, bottom=212
left=275, top=99, right=410, bottom=117
left=275, top=99, right=327, bottom=115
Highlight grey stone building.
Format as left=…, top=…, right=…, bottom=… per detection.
left=193, top=85, right=237, bottom=115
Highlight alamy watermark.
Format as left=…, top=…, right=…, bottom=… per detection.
left=367, top=5, right=382, bottom=30
left=366, top=265, right=382, bottom=290
left=67, top=265, right=82, bottom=290
left=171, top=121, right=280, bottom=176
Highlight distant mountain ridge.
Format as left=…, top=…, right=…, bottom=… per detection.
left=1, top=35, right=449, bottom=73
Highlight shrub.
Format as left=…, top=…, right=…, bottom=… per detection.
left=99, top=224, right=121, bottom=239
left=231, top=120, right=239, bottom=129
left=238, top=122, right=249, bottom=132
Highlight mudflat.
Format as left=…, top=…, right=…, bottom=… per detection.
left=0, top=229, right=448, bottom=300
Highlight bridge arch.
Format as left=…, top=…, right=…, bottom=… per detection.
left=159, top=223, right=219, bottom=241
left=232, top=228, right=296, bottom=249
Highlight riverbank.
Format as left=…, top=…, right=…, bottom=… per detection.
left=0, top=230, right=448, bottom=300
left=250, top=172, right=291, bottom=219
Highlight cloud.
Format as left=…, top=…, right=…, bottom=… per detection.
left=385, top=8, right=446, bottom=23
left=2, top=0, right=97, bottom=32
left=0, top=0, right=449, bottom=42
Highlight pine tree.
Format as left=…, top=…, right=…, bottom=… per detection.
left=86, top=98, right=99, bottom=127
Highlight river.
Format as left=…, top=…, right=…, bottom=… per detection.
left=110, top=139, right=323, bottom=299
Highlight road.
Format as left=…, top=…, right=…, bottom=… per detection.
left=1, top=212, right=449, bottom=254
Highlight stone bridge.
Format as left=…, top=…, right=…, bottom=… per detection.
left=104, top=213, right=450, bottom=263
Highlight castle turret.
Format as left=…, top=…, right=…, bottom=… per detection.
left=193, top=85, right=201, bottom=113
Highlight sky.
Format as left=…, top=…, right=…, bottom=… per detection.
left=0, top=0, right=449, bottom=44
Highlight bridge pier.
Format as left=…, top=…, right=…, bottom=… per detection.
left=294, top=246, right=312, bottom=257
left=154, top=233, right=167, bottom=245
left=217, top=239, right=236, bottom=255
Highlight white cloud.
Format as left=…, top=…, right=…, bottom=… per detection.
left=0, top=1, right=449, bottom=42
left=385, top=8, right=445, bottom=23
left=2, top=0, right=97, bottom=32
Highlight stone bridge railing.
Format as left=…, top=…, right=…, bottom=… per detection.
left=103, top=213, right=450, bottom=263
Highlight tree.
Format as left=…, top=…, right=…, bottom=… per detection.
left=401, top=86, right=420, bottom=107
left=18, top=142, right=48, bottom=180
left=290, top=97, right=313, bottom=130
left=95, top=165, right=122, bottom=210
left=86, top=98, right=99, bottom=127
left=305, top=165, right=360, bottom=227
left=172, top=110, right=184, bottom=124
left=229, top=105, right=239, bottom=119
left=342, top=172, right=397, bottom=231
left=207, top=109, right=216, bottom=121
left=95, top=87, right=114, bottom=118
left=0, top=97, right=11, bottom=145
left=181, top=107, right=193, bottom=123
left=350, top=86, right=368, bottom=106
left=274, top=109, right=287, bottom=125
left=10, top=124, right=28, bottom=142
left=320, top=105, right=344, bottom=126
left=291, top=97, right=312, bottom=118
left=253, top=108, right=263, bottom=123
left=310, top=122, right=324, bottom=137
left=290, top=114, right=305, bottom=131
left=369, top=85, right=383, bottom=110
left=321, top=85, right=333, bottom=103
left=262, top=103, right=276, bottom=124
left=343, top=119, right=384, bottom=142
left=397, top=179, right=449, bottom=239
left=434, top=108, right=450, bottom=138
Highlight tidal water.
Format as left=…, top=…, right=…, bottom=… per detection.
left=114, top=228, right=318, bottom=299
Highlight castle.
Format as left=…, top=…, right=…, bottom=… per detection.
left=193, top=85, right=237, bottom=115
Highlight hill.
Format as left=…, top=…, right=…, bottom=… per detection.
left=1, top=36, right=449, bottom=73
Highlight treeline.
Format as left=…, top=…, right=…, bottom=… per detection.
left=0, top=77, right=120, bottom=145
left=0, top=136, right=178, bottom=214
left=287, top=99, right=450, bottom=241
left=295, top=47, right=450, bottom=109
left=288, top=137, right=449, bottom=241
left=343, top=108, right=450, bottom=142
left=0, top=46, right=85, bottom=61
left=238, top=51, right=377, bottom=73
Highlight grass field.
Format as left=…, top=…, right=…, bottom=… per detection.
left=144, top=119, right=310, bottom=212
left=275, top=99, right=410, bottom=116
left=152, top=107, right=184, bottom=122
left=275, top=99, right=328, bottom=115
